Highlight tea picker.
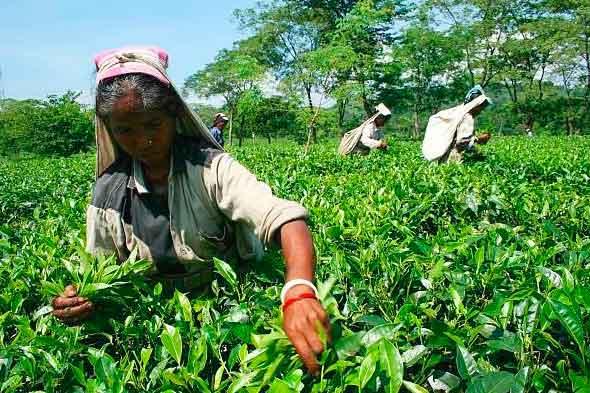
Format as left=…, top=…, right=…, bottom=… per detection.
left=422, top=85, right=492, bottom=164
left=338, top=103, right=392, bottom=155
left=50, top=46, right=330, bottom=376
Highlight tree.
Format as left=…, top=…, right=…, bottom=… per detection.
left=235, top=1, right=322, bottom=111
left=389, top=23, right=463, bottom=138
left=430, top=0, right=512, bottom=88
left=545, top=0, right=590, bottom=113
left=184, top=47, right=266, bottom=145
left=0, top=92, right=93, bottom=156
left=327, top=0, right=402, bottom=117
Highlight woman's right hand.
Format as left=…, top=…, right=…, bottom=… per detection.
left=476, top=133, right=491, bottom=145
left=51, top=285, right=93, bottom=324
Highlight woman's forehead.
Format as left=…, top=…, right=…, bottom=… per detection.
left=110, top=91, right=159, bottom=117
left=110, top=104, right=165, bottom=125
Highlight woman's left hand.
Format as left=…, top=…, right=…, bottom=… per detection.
left=282, top=286, right=331, bottom=376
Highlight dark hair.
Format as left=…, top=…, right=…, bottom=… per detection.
left=95, top=73, right=179, bottom=119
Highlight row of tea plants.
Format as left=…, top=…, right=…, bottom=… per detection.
left=1, top=136, right=590, bottom=392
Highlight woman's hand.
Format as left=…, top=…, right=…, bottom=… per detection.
left=51, top=284, right=94, bottom=324
left=283, top=285, right=331, bottom=376
left=476, top=132, right=491, bottom=145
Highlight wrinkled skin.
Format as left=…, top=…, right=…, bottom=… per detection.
left=108, top=89, right=176, bottom=171
left=52, top=285, right=93, bottom=324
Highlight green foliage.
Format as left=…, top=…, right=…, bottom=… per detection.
left=0, top=91, right=93, bottom=156
left=184, top=49, right=265, bottom=109
left=41, top=247, right=152, bottom=302
left=1, top=137, right=590, bottom=391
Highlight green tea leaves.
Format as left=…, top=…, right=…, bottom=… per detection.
left=456, top=345, right=479, bottom=380
left=161, top=324, right=183, bottom=367
left=213, top=257, right=237, bottom=289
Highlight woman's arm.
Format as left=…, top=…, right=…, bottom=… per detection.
left=359, top=123, right=385, bottom=149
left=206, top=155, right=331, bottom=374
left=277, top=220, right=331, bottom=376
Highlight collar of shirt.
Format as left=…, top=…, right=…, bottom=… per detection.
left=127, top=142, right=189, bottom=195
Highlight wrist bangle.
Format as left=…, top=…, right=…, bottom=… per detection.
left=280, top=279, right=318, bottom=304
left=282, top=293, right=317, bottom=312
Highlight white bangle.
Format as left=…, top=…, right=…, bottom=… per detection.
left=280, top=279, right=319, bottom=304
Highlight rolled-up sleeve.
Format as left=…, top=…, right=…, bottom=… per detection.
left=205, top=154, right=308, bottom=245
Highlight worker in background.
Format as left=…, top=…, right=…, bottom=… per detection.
left=338, top=103, right=391, bottom=155
left=422, top=85, right=492, bottom=164
left=210, top=112, right=228, bottom=147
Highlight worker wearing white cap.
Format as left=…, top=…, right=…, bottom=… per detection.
left=210, top=113, right=229, bottom=147
left=338, top=103, right=392, bottom=155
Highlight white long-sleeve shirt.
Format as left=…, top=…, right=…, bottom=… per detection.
left=359, top=122, right=384, bottom=149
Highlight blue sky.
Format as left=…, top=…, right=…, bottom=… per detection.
left=0, top=0, right=258, bottom=103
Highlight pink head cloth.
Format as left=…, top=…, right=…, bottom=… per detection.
left=94, top=46, right=170, bottom=86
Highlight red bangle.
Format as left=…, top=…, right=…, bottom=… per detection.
left=282, top=293, right=317, bottom=312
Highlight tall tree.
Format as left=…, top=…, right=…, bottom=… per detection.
left=430, top=0, right=512, bottom=87
left=545, top=0, right=590, bottom=112
left=184, top=47, right=266, bottom=145
left=391, top=23, right=463, bottom=137
left=328, top=0, right=402, bottom=117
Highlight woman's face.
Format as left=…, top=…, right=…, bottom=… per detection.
left=374, top=115, right=387, bottom=127
left=108, top=90, right=176, bottom=165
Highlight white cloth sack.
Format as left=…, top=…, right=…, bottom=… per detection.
left=422, top=95, right=489, bottom=161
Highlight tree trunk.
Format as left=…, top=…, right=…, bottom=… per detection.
left=337, top=98, right=347, bottom=133
left=584, top=29, right=590, bottom=112
left=502, top=78, right=519, bottom=104
left=237, top=116, right=245, bottom=147
left=228, top=109, right=234, bottom=146
left=305, top=87, right=317, bottom=144
left=413, top=105, right=420, bottom=139
left=525, top=114, right=534, bottom=133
